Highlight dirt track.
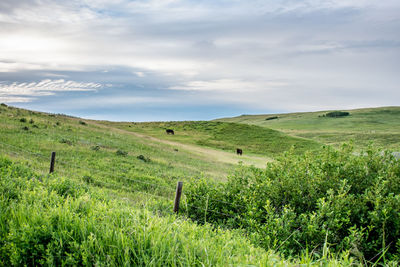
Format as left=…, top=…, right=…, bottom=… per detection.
left=91, top=122, right=272, bottom=168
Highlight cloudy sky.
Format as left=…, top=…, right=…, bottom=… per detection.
left=0, top=0, right=399, bottom=121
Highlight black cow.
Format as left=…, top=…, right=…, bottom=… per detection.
left=166, top=129, right=174, bottom=135
left=236, top=148, right=243, bottom=155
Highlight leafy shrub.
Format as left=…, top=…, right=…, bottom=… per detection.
left=184, top=145, right=400, bottom=261
left=29, top=119, right=34, bottom=124
left=137, top=154, right=151, bottom=162
left=22, top=126, right=29, bottom=131
left=265, top=116, right=278, bottom=121
left=116, top=149, right=128, bottom=156
left=0, top=103, right=7, bottom=107
left=79, top=120, right=87, bottom=125
left=20, top=118, right=27, bottom=122
left=325, top=111, right=350, bottom=118
left=82, top=175, right=94, bottom=184
left=59, top=138, right=72, bottom=145
left=91, top=145, right=100, bottom=151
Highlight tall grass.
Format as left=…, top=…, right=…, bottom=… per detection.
left=0, top=156, right=277, bottom=266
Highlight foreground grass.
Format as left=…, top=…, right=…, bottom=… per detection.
left=0, top=156, right=272, bottom=266
left=0, top=157, right=361, bottom=266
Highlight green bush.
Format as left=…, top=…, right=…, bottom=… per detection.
left=20, top=118, right=27, bottom=122
left=325, top=111, right=350, bottom=117
left=137, top=154, right=151, bottom=162
left=184, top=145, right=400, bottom=261
left=116, top=149, right=128, bottom=156
left=265, top=116, right=279, bottom=121
left=91, top=145, right=100, bottom=151
left=59, top=138, right=73, bottom=145
left=79, top=120, right=87, bottom=125
left=82, top=175, right=94, bottom=184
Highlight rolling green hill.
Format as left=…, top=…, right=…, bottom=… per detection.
left=100, top=120, right=322, bottom=158
left=1, top=104, right=398, bottom=265
left=0, top=105, right=279, bottom=266
left=217, top=106, right=400, bottom=150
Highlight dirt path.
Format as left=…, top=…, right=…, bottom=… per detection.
left=91, top=122, right=272, bottom=168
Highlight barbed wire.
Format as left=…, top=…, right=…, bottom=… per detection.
left=0, top=141, right=175, bottom=197
left=183, top=192, right=248, bottom=210
left=0, top=141, right=48, bottom=159
left=0, top=141, right=248, bottom=211
left=0, top=140, right=244, bottom=214
left=183, top=202, right=242, bottom=219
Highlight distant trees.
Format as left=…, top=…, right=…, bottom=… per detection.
left=265, top=116, right=279, bottom=121
left=322, top=111, right=350, bottom=118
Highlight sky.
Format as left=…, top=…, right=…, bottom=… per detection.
left=0, top=0, right=399, bottom=121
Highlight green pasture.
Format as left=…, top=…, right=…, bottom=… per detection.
left=102, top=120, right=321, bottom=157
left=1, top=104, right=399, bottom=266
left=217, top=106, right=400, bottom=150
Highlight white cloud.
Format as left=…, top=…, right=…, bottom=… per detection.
left=134, top=71, right=145, bottom=77
left=0, top=79, right=102, bottom=103
left=169, top=79, right=288, bottom=92
left=0, top=0, right=399, bottom=114
left=0, top=96, right=32, bottom=103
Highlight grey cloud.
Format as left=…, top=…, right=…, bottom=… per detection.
left=0, top=0, right=399, bottom=118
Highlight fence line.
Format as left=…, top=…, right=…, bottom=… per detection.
left=0, top=141, right=174, bottom=191
left=0, top=141, right=246, bottom=217
left=184, top=202, right=241, bottom=219
left=184, top=192, right=248, bottom=210
left=0, top=142, right=174, bottom=199
left=0, top=141, right=246, bottom=211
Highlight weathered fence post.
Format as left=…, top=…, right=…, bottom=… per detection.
left=173, top=181, right=183, bottom=213
left=49, top=151, right=56, bottom=173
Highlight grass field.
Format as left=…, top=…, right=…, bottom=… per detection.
left=217, top=106, right=400, bottom=150
left=99, top=120, right=322, bottom=158
left=1, top=104, right=399, bottom=266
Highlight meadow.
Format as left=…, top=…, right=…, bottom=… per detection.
left=217, top=107, right=400, bottom=151
left=100, top=120, right=322, bottom=157
left=1, top=104, right=399, bottom=266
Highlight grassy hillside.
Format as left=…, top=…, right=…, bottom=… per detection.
left=0, top=105, right=279, bottom=266
left=1, top=104, right=397, bottom=265
left=217, top=106, right=400, bottom=150
left=101, top=120, right=322, bottom=157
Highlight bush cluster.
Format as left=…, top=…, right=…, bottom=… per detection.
left=115, top=149, right=128, bottom=156
left=325, top=111, right=350, bottom=118
left=265, top=116, right=279, bottom=121
left=59, top=138, right=73, bottom=145
left=91, top=145, right=100, bottom=151
left=185, top=145, right=400, bottom=261
left=137, top=154, right=151, bottom=162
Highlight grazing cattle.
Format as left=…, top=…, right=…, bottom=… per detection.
left=236, top=148, right=243, bottom=155
left=166, top=129, right=174, bottom=135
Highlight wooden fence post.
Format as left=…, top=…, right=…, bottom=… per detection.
left=49, top=151, right=56, bottom=173
left=174, top=181, right=183, bottom=213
